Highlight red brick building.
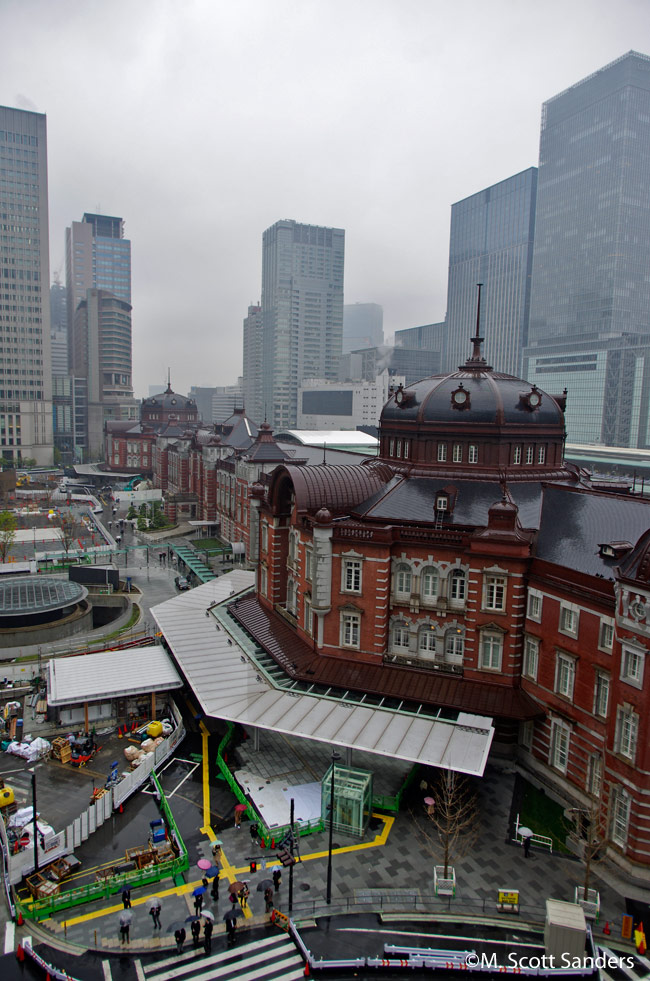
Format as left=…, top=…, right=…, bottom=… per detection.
left=228, top=339, right=650, bottom=876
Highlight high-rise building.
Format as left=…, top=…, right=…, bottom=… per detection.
left=71, top=289, right=136, bottom=458
left=50, top=282, right=68, bottom=375
left=0, top=106, right=53, bottom=464
left=242, top=303, right=263, bottom=424
left=258, top=220, right=344, bottom=430
left=443, top=168, right=537, bottom=377
left=395, top=322, right=446, bottom=355
left=524, top=51, right=650, bottom=447
left=343, top=302, right=383, bottom=354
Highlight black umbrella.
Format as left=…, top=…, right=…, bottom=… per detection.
left=223, top=908, right=243, bottom=921
left=185, top=914, right=201, bottom=924
left=256, top=878, right=274, bottom=892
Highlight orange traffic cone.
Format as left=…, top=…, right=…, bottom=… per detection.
left=603, top=921, right=611, bottom=935
left=304, top=963, right=310, bottom=977
left=17, top=911, right=23, bottom=926
left=16, top=944, right=24, bottom=962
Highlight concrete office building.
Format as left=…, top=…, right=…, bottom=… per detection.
left=343, top=302, right=383, bottom=354
left=297, top=370, right=404, bottom=430
left=258, top=220, right=345, bottom=430
left=340, top=345, right=440, bottom=388
left=0, top=106, right=53, bottom=464
left=444, top=168, right=537, bottom=377
left=524, top=51, right=650, bottom=447
left=242, top=303, right=263, bottom=425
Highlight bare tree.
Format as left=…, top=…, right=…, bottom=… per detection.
left=0, top=510, right=17, bottom=563
left=413, top=770, right=480, bottom=877
left=53, top=512, right=79, bottom=559
left=570, top=793, right=606, bottom=898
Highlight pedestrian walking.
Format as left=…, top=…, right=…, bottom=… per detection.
left=523, top=834, right=531, bottom=858
left=203, top=919, right=213, bottom=953
left=191, top=918, right=201, bottom=947
left=174, top=927, right=186, bottom=953
left=240, top=884, right=249, bottom=909
left=226, top=918, right=237, bottom=943
left=211, top=873, right=219, bottom=901
left=119, top=922, right=129, bottom=944
left=194, top=893, right=203, bottom=914
left=122, top=888, right=131, bottom=909
left=212, top=841, right=222, bottom=863
left=272, top=868, right=282, bottom=891
left=249, top=822, right=258, bottom=843
left=264, top=886, right=274, bottom=913
left=148, top=899, right=162, bottom=929
left=234, top=809, right=242, bottom=829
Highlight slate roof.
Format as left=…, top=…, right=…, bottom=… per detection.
left=355, top=476, right=551, bottom=530
left=536, top=485, right=650, bottom=576
left=230, top=594, right=542, bottom=722
left=274, top=464, right=390, bottom=515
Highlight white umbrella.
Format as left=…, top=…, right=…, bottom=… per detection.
left=518, top=826, right=534, bottom=838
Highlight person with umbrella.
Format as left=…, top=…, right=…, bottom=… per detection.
left=174, top=926, right=186, bottom=954
left=191, top=917, right=201, bottom=947
left=223, top=909, right=239, bottom=943
left=148, top=897, right=162, bottom=929
left=264, top=885, right=274, bottom=913
left=234, top=802, right=246, bottom=828
left=211, top=839, right=222, bottom=862
left=119, top=910, right=132, bottom=944
left=192, top=884, right=206, bottom=914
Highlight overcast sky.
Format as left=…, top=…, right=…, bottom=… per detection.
left=3, top=0, right=650, bottom=399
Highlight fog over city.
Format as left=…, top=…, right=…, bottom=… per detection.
left=2, top=0, right=650, bottom=398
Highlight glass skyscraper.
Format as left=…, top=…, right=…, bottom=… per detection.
left=259, top=220, right=344, bottom=430
left=525, top=51, right=650, bottom=447
left=0, top=106, right=53, bottom=464
left=443, top=168, right=537, bottom=377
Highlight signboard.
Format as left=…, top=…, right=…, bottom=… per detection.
left=498, top=889, right=520, bottom=906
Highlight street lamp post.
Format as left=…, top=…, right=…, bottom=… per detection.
left=30, top=768, right=38, bottom=873
left=326, top=750, right=341, bottom=904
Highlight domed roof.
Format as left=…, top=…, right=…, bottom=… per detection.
left=144, top=382, right=196, bottom=412
left=382, top=338, right=565, bottom=430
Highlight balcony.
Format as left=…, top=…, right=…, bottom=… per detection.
left=383, top=652, right=463, bottom=675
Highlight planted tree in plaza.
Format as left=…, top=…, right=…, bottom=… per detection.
left=53, top=512, right=79, bottom=559
left=413, top=770, right=480, bottom=888
left=0, top=509, right=17, bottom=562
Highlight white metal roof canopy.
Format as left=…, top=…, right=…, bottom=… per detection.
left=151, top=575, right=494, bottom=776
left=47, top=647, right=183, bottom=706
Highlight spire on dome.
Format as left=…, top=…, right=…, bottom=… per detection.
left=165, top=368, right=172, bottom=394
left=460, top=283, right=493, bottom=372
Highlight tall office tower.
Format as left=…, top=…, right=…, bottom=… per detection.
left=443, top=168, right=537, bottom=377
left=259, top=220, right=345, bottom=429
left=395, top=322, right=446, bottom=354
left=71, top=289, right=135, bottom=458
left=0, top=107, right=53, bottom=464
left=524, top=51, right=650, bottom=447
left=242, top=303, right=263, bottom=425
left=343, top=302, right=383, bottom=354
left=50, top=282, right=68, bottom=374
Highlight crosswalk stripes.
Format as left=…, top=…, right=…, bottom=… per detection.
left=142, top=933, right=305, bottom=981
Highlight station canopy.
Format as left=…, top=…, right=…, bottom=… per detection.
left=152, top=574, right=494, bottom=777
left=47, top=646, right=183, bottom=706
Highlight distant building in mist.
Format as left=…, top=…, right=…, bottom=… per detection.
left=0, top=106, right=53, bottom=464
left=256, top=220, right=345, bottom=430
left=50, top=282, right=69, bottom=375
left=298, top=370, right=403, bottom=430
left=524, top=50, right=650, bottom=448
left=395, top=322, right=446, bottom=355
left=343, top=302, right=383, bottom=354
left=242, top=303, right=263, bottom=424
left=443, top=168, right=537, bottom=377
left=339, top=345, right=440, bottom=387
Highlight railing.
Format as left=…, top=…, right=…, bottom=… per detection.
left=514, top=814, right=553, bottom=853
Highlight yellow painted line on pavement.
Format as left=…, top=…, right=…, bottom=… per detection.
left=198, top=719, right=211, bottom=831
left=61, top=813, right=393, bottom=928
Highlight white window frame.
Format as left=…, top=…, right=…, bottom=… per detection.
left=480, top=631, right=503, bottom=671
left=261, top=522, right=268, bottom=553
left=559, top=603, right=579, bottom=638
left=449, top=569, right=466, bottom=607
left=286, top=577, right=297, bottom=615
left=513, top=445, right=522, bottom=465
left=260, top=565, right=267, bottom=597
left=445, top=629, right=464, bottom=661
left=610, top=787, right=631, bottom=847
left=468, top=444, right=478, bottom=464
left=615, top=705, right=639, bottom=761
left=520, top=720, right=534, bottom=751
left=394, top=563, right=412, bottom=599
left=586, top=754, right=602, bottom=797
left=341, top=611, right=361, bottom=649
left=594, top=671, right=610, bottom=718
left=555, top=653, right=576, bottom=699
left=437, top=443, right=447, bottom=462
left=598, top=618, right=614, bottom=652
left=452, top=443, right=463, bottom=463
left=523, top=636, right=539, bottom=681
left=537, top=445, right=546, bottom=464
left=392, top=621, right=410, bottom=652
left=525, top=445, right=534, bottom=464
left=484, top=574, right=507, bottom=612
left=421, top=566, right=439, bottom=602
left=305, top=548, right=312, bottom=583
left=342, top=557, right=362, bottom=594
left=527, top=590, right=543, bottom=622
left=304, top=594, right=312, bottom=635
left=417, top=626, right=437, bottom=657
left=550, top=720, right=570, bottom=773
left=435, top=494, right=448, bottom=511
left=621, top=646, right=645, bottom=689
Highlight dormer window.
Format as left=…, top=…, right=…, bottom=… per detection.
left=435, top=493, right=448, bottom=511
left=451, top=384, right=470, bottom=410
left=520, top=386, right=542, bottom=411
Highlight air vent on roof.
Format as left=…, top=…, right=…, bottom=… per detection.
left=598, top=541, right=633, bottom=559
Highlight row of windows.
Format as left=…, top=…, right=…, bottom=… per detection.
left=550, top=706, right=638, bottom=787
left=523, top=636, right=644, bottom=698
left=527, top=591, right=616, bottom=653
left=385, top=440, right=548, bottom=465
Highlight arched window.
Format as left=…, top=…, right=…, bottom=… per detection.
left=418, top=626, right=437, bottom=658
left=449, top=569, right=466, bottom=607
left=445, top=629, right=464, bottom=662
left=395, top=563, right=412, bottom=598
left=392, top=620, right=410, bottom=652
left=421, top=567, right=439, bottom=602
